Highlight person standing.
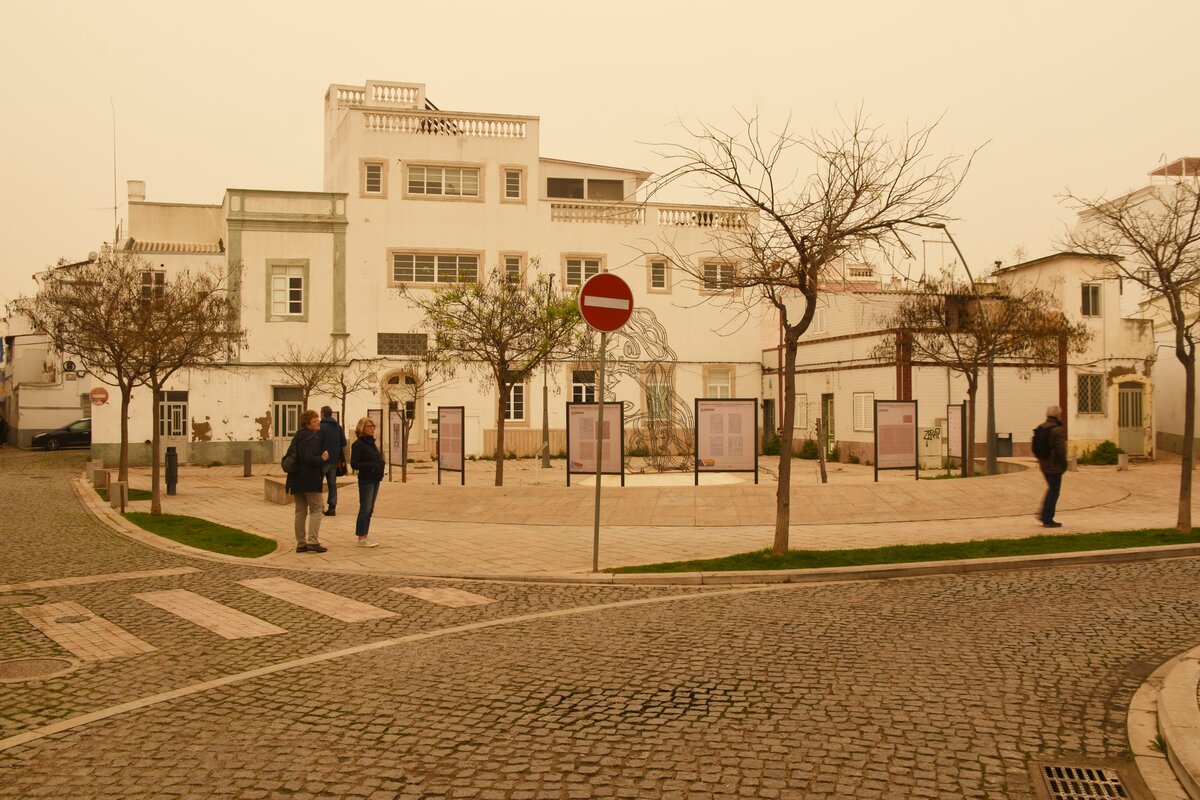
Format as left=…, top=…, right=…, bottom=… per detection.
left=319, top=406, right=347, bottom=516
left=286, top=409, right=329, bottom=553
left=0, top=408, right=7, bottom=447
left=1034, top=405, right=1068, bottom=528
left=350, top=417, right=385, bottom=547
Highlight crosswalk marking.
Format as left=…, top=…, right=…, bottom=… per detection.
left=14, top=601, right=157, bottom=661
left=0, top=567, right=201, bottom=594
left=239, top=577, right=397, bottom=622
left=390, top=587, right=496, bottom=608
left=133, top=590, right=287, bottom=639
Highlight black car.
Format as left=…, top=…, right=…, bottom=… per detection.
left=32, top=418, right=92, bottom=450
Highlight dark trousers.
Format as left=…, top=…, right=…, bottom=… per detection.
left=1040, top=471, right=1062, bottom=523
left=356, top=480, right=380, bottom=537
left=322, top=462, right=339, bottom=509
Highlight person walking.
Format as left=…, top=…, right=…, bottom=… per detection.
left=286, top=409, right=330, bottom=553
left=1034, top=404, right=1068, bottom=528
left=319, top=406, right=347, bottom=516
left=350, top=417, right=385, bottom=547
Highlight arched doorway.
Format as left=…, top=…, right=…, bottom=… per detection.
left=383, top=371, right=424, bottom=460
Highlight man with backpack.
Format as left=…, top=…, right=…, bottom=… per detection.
left=1033, top=405, right=1068, bottom=528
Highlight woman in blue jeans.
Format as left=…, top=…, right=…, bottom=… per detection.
left=349, top=417, right=385, bottom=547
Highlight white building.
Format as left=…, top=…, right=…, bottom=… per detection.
left=85, top=80, right=761, bottom=466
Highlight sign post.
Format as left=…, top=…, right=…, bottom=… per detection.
left=578, top=273, right=634, bottom=572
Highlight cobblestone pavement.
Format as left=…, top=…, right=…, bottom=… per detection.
left=3, top=448, right=1200, bottom=798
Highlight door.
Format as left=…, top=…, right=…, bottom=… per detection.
left=821, top=393, right=835, bottom=456
left=1117, top=382, right=1144, bottom=456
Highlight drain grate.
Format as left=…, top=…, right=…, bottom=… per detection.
left=1040, top=765, right=1128, bottom=799
left=0, top=657, right=76, bottom=683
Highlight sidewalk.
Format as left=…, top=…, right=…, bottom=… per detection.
left=105, top=456, right=1192, bottom=577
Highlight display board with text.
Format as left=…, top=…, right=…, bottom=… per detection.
left=388, top=411, right=405, bottom=467
left=694, top=398, right=759, bottom=484
left=874, top=400, right=919, bottom=481
left=566, top=402, right=624, bottom=486
left=437, top=406, right=465, bottom=485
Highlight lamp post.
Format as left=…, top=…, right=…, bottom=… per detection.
left=926, top=223, right=998, bottom=476
left=541, top=274, right=553, bottom=469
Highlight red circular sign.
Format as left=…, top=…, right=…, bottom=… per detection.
left=89, top=387, right=109, bottom=406
left=578, top=273, right=634, bottom=333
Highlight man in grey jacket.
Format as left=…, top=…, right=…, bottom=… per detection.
left=319, top=406, right=347, bottom=516
left=1035, top=405, right=1069, bottom=528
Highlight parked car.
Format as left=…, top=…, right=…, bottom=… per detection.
left=32, top=418, right=91, bottom=450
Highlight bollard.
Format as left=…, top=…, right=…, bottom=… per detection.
left=1067, top=454, right=1079, bottom=473
left=86, top=459, right=104, bottom=482
left=244, top=449, right=253, bottom=478
left=166, top=446, right=178, bottom=496
left=109, top=481, right=128, bottom=513
left=1117, top=453, right=1129, bottom=471
left=93, top=469, right=110, bottom=490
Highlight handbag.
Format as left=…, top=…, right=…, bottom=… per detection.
left=336, top=457, right=348, bottom=477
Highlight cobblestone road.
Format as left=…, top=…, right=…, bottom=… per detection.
left=2, top=448, right=1199, bottom=798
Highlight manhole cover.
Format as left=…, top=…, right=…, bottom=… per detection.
left=55, top=614, right=91, bottom=624
left=0, top=658, right=77, bottom=683
left=0, top=594, right=41, bottom=607
left=1039, top=764, right=1128, bottom=799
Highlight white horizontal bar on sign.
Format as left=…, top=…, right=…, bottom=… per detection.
left=583, top=296, right=631, bottom=310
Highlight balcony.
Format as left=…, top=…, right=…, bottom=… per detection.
left=548, top=200, right=749, bottom=229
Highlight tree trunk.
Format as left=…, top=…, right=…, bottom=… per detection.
left=118, top=385, right=132, bottom=484
left=772, top=335, right=800, bottom=555
left=1178, top=350, right=1195, bottom=532
left=150, top=386, right=162, bottom=515
left=985, top=359, right=997, bottom=475
left=816, top=417, right=828, bottom=484
left=494, top=390, right=506, bottom=486
left=966, top=378, right=978, bottom=478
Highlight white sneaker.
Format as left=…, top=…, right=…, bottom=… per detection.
left=356, top=538, right=379, bottom=548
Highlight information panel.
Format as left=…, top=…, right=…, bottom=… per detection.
left=437, top=406, right=465, bottom=485
left=874, top=400, right=919, bottom=480
left=694, top=398, right=759, bottom=484
left=388, top=411, right=405, bottom=467
left=566, top=402, right=624, bottom=486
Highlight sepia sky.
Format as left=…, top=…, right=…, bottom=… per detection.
left=1, top=0, right=1196, bottom=307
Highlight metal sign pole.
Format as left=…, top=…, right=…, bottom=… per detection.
left=592, top=332, right=606, bottom=573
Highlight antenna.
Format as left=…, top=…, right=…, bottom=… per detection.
left=110, top=97, right=118, bottom=246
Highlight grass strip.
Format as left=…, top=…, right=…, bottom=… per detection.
left=610, top=528, right=1198, bottom=573
left=95, top=487, right=153, bottom=502
left=124, top=513, right=277, bottom=558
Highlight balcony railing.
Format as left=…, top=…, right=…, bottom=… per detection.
left=364, top=111, right=528, bottom=139
left=550, top=202, right=644, bottom=225
left=548, top=200, right=749, bottom=229
left=657, top=206, right=748, bottom=230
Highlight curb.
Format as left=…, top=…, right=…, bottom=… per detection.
left=1159, top=649, right=1200, bottom=799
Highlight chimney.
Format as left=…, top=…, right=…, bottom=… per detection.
left=127, top=180, right=146, bottom=202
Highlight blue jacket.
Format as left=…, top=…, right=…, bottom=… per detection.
left=350, top=434, right=385, bottom=483
left=319, top=417, right=347, bottom=461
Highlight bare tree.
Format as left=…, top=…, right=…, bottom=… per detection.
left=269, top=342, right=341, bottom=410
left=875, top=268, right=1091, bottom=473
left=134, top=265, right=245, bottom=515
left=400, top=268, right=584, bottom=486
left=319, top=351, right=382, bottom=425
left=653, top=111, right=971, bottom=554
left=380, top=356, right=453, bottom=482
left=12, top=252, right=151, bottom=483
left=1065, top=176, right=1200, bottom=532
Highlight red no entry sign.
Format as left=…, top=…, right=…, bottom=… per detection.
left=578, top=273, right=633, bottom=333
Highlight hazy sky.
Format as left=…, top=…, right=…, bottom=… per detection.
left=1, top=0, right=1195, bottom=306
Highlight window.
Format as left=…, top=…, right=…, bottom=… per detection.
left=1078, top=373, right=1104, bottom=414
left=1081, top=283, right=1102, bottom=317
left=503, top=168, right=523, bottom=201
left=407, top=165, right=480, bottom=197
left=547, top=177, right=584, bottom=199
left=377, top=333, right=428, bottom=356
left=360, top=159, right=387, bottom=197
left=272, top=387, right=303, bottom=438
left=706, top=367, right=732, bottom=399
left=853, top=392, right=874, bottom=431
left=572, top=369, right=596, bottom=403
left=587, top=179, right=624, bottom=201
left=565, top=256, right=602, bottom=286
left=158, top=391, right=188, bottom=438
left=504, top=255, right=523, bottom=282
left=703, top=262, right=735, bottom=290
left=794, top=393, right=808, bottom=434
left=811, top=308, right=828, bottom=334
left=649, top=259, right=668, bottom=291
left=270, top=264, right=304, bottom=318
left=505, top=383, right=525, bottom=422
left=141, top=270, right=165, bottom=302
left=392, top=253, right=479, bottom=284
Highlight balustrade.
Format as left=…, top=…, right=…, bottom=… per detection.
left=550, top=202, right=645, bottom=225
left=363, top=112, right=527, bottom=139
left=656, top=206, right=748, bottom=229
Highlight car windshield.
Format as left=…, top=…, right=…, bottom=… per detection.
left=69, top=420, right=90, bottom=431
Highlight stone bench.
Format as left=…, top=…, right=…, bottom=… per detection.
left=263, top=476, right=356, bottom=505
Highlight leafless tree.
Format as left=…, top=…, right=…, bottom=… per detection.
left=380, top=356, right=453, bottom=482
left=318, top=350, right=383, bottom=426
left=652, top=111, right=971, bottom=554
left=1065, top=176, right=1200, bottom=532
left=12, top=252, right=151, bottom=483
left=400, top=268, right=585, bottom=486
left=133, top=265, right=245, bottom=514
left=269, top=342, right=341, bottom=410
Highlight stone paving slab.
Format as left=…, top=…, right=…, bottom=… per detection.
left=14, top=601, right=157, bottom=661
left=133, top=589, right=288, bottom=639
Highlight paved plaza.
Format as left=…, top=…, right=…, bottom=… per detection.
left=1, top=448, right=1199, bottom=798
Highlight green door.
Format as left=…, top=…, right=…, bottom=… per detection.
left=821, top=393, right=835, bottom=456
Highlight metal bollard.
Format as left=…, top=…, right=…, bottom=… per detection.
left=1067, top=454, right=1079, bottom=473
left=244, top=448, right=253, bottom=477
left=1117, top=453, right=1129, bottom=471
left=166, top=446, right=178, bottom=495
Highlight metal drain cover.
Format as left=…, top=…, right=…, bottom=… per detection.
left=54, top=614, right=91, bottom=624
left=0, top=658, right=76, bottom=683
left=1039, top=764, right=1128, bottom=799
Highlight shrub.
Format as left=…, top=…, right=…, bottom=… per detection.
left=763, top=434, right=781, bottom=456
left=847, top=452, right=861, bottom=465
left=798, top=439, right=820, bottom=460
left=207, top=461, right=223, bottom=467
left=1078, top=440, right=1124, bottom=466
left=829, top=446, right=841, bottom=463
left=628, top=445, right=650, bottom=458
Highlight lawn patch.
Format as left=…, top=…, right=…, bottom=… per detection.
left=124, top=513, right=276, bottom=558
left=95, top=487, right=153, bottom=502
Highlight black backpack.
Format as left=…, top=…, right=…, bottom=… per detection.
left=281, top=439, right=298, bottom=474
left=1031, top=424, right=1054, bottom=459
